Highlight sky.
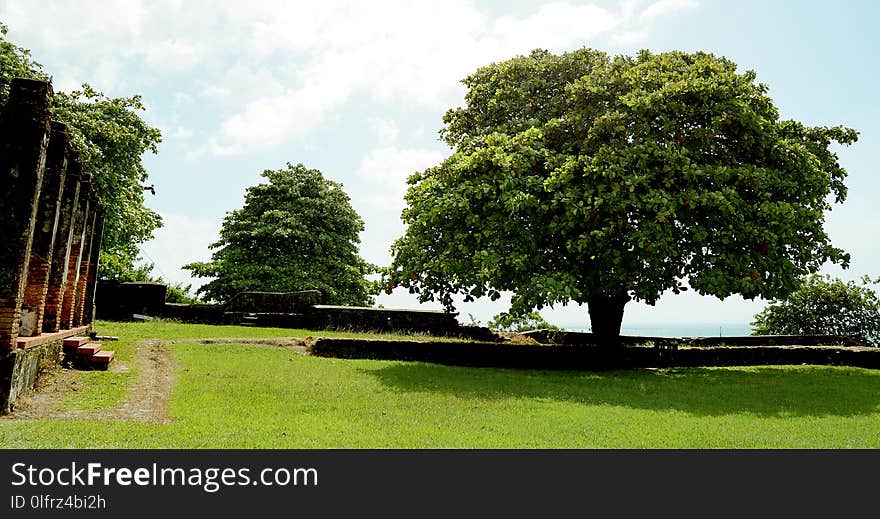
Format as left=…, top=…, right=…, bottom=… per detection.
left=1, top=0, right=877, bottom=329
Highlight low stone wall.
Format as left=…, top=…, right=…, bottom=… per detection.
left=159, top=302, right=224, bottom=324
left=224, top=291, right=323, bottom=314
left=94, top=287, right=468, bottom=335
left=520, top=329, right=867, bottom=347
left=0, top=338, right=63, bottom=413
left=221, top=312, right=306, bottom=327
left=309, top=338, right=880, bottom=371
left=304, top=305, right=461, bottom=334
left=684, top=335, right=865, bottom=347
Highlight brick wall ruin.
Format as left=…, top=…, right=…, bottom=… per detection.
left=0, top=78, right=102, bottom=413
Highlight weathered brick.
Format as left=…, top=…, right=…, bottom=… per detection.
left=42, top=157, right=81, bottom=332
left=60, top=176, right=91, bottom=330
left=73, top=198, right=97, bottom=327
left=81, top=207, right=104, bottom=325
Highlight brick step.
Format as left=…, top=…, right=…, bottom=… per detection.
left=63, top=336, right=90, bottom=349
left=62, top=337, right=94, bottom=362
left=91, top=350, right=115, bottom=370
left=76, top=342, right=102, bottom=356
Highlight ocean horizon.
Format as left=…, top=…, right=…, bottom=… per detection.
left=563, top=322, right=753, bottom=338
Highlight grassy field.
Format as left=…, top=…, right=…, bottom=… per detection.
left=1, top=320, right=879, bottom=448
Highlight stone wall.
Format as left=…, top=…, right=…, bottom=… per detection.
left=224, top=290, right=324, bottom=314
left=0, top=337, right=63, bottom=413
left=159, top=302, right=224, bottom=324
left=304, top=305, right=460, bottom=334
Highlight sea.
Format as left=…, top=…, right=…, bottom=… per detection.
left=565, top=322, right=753, bottom=338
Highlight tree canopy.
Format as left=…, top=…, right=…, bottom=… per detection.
left=752, top=274, right=880, bottom=346
left=0, top=22, right=162, bottom=280
left=184, top=163, right=376, bottom=305
left=389, top=48, right=857, bottom=341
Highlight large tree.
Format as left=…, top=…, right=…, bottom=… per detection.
left=184, top=163, right=376, bottom=305
left=389, top=49, right=857, bottom=343
left=0, top=22, right=162, bottom=280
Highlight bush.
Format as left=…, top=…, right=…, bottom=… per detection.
left=488, top=311, right=561, bottom=333
left=751, top=274, right=880, bottom=345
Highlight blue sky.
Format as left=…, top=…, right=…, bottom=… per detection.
left=1, top=0, right=877, bottom=328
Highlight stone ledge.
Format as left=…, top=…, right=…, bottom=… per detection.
left=15, top=325, right=89, bottom=350
left=311, top=305, right=451, bottom=315
left=309, top=338, right=880, bottom=371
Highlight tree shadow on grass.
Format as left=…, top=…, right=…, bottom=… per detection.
left=364, top=363, right=880, bottom=417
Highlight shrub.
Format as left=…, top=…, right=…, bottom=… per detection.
left=488, top=311, right=561, bottom=333
left=751, top=274, right=880, bottom=345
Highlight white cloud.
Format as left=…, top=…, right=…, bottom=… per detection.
left=612, top=30, right=650, bottom=46
left=0, top=0, right=702, bottom=153
left=368, top=117, right=400, bottom=144
left=640, top=0, right=699, bottom=22
left=492, top=3, right=620, bottom=50
left=143, top=40, right=202, bottom=72
left=198, top=65, right=284, bottom=105
left=203, top=0, right=692, bottom=155
left=357, top=147, right=446, bottom=210
left=171, top=127, right=193, bottom=139
left=173, top=91, right=194, bottom=105
left=208, top=81, right=348, bottom=155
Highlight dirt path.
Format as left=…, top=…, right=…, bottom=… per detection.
left=4, top=339, right=176, bottom=423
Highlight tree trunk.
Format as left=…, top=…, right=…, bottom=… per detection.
left=587, top=292, right=630, bottom=347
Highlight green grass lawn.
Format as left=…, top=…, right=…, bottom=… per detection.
left=1, top=320, right=879, bottom=448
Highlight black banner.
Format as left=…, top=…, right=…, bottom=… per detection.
left=0, top=450, right=876, bottom=516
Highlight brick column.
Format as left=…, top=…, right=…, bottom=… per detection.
left=42, top=158, right=81, bottom=333
left=0, top=78, right=53, bottom=349
left=73, top=198, right=98, bottom=327
left=60, top=175, right=91, bottom=330
left=20, top=122, right=70, bottom=336
left=81, top=206, right=104, bottom=326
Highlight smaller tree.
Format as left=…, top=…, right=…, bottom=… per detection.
left=488, top=311, right=560, bottom=333
left=751, top=274, right=880, bottom=345
left=184, top=163, right=376, bottom=305
left=52, top=85, right=163, bottom=280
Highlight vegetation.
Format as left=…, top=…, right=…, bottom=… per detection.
left=52, top=87, right=163, bottom=280
left=488, top=311, right=560, bottom=332
left=2, top=321, right=880, bottom=448
left=752, top=274, right=880, bottom=345
left=389, top=48, right=857, bottom=343
left=0, top=22, right=163, bottom=280
left=184, top=163, right=376, bottom=305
